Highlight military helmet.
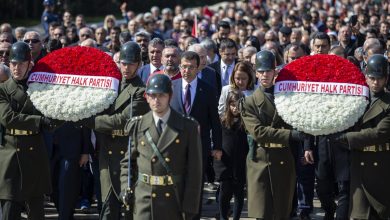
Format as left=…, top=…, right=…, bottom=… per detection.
left=365, top=54, right=388, bottom=78
left=255, top=50, right=276, bottom=72
left=9, top=42, right=31, bottom=63
left=146, top=74, right=172, bottom=94
left=119, top=42, right=141, bottom=64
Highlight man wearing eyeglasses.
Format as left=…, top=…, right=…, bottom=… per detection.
left=0, top=42, right=11, bottom=67
left=23, top=31, right=46, bottom=63
left=171, top=51, right=222, bottom=219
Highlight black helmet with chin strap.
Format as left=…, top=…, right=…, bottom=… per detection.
left=119, top=42, right=141, bottom=64
left=146, top=74, right=172, bottom=94
left=9, top=42, right=31, bottom=63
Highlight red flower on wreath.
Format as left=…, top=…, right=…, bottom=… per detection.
left=32, top=46, right=121, bottom=80
left=276, top=54, right=367, bottom=86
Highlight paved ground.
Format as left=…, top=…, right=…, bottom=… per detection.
left=21, top=184, right=326, bottom=220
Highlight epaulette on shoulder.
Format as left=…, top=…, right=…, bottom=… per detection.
left=130, top=115, right=143, bottom=122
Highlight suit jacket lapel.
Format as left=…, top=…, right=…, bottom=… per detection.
left=114, top=84, right=132, bottom=110
left=363, top=100, right=385, bottom=123
left=173, top=80, right=185, bottom=114
left=157, top=110, right=182, bottom=152
left=190, top=80, right=202, bottom=114
left=139, top=111, right=160, bottom=145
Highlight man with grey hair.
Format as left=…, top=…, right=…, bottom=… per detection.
left=77, top=27, right=93, bottom=44
left=134, top=31, right=151, bottom=64
left=14, top=27, right=27, bottom=42
left=23, top=31, right=46, bottom=63
left=80, top=38, right=97, bottom=48
left=0, top=64, right=10, bottom=82
left=137, top=38, right=164, bottom=83
left=188, top=44, right=218, bottom=90
left=242, top=46, right=257, bottom=63
left=0, top=42, right=11, bottom=66
left=291, top=28, right=303, bottom=44
left=201, top=38, right=219, bottom=64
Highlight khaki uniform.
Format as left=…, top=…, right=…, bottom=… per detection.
left=87, top=76, right=149, bottom=213
left=345, top=92, right=390, bottom=219
left=120, top=109, right=202, bottom=220
left=0, top=78, right=51, bottom=217
left=241, top=87, right=296, bottom=219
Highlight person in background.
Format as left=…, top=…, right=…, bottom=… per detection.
left=218, top=61, right=255, bottom=116
left=214, top=90, right=248, bottom=220
left=41, top=0, right=60, bottom=36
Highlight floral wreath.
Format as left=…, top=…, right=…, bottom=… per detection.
left=274, top=54, right=369, bottom=136
left=27, top=46, right=122, bottom=121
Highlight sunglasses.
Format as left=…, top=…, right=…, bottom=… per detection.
left=24, top=39, right=40, bottom=44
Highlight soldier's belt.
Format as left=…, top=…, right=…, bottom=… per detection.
left=363, top=143, right=390, bottom=152
left=6, top=129, right=38, bottom=136
left=259, top=142, right=284, bottom=148
left=138, top=173, right=174, bottom=186
left=111, top=130, right=126, bottom=137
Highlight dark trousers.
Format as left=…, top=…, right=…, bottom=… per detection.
left=91, top=156, right=102, bottom=212
left=218, top=180, right=245, bottom=220
left=316, top=179, right=350, bottom=220
left=296, top=157, right=315, bottom=214
left=100, top=189, right=131, bottom=220
left=0, top=197, right=44, bottom=220
left=51, top=157, right=81, bottom=220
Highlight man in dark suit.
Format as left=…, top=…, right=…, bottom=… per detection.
left=188, top=43, right=217, bottom=92
left=137, top=38, right=165, bottom=84
left=208, top=39, right=238, bottom=97
left=48, top=123, right=92, bottom=220
left=170, top=51, right=222, bottom=219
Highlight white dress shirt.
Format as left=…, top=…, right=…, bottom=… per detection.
left=152, top=108, right=171, bottom=133
left=150, top=64, right=164, bottom=74
left=220, top=60, right=235, bottom=87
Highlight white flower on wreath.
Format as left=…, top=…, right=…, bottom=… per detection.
left=27, top=83, right=117, bottom=121
left=275, top=92, right=368, bottom=135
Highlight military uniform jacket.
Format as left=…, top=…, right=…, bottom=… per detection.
left=241, top=87, right=296, bottom=219
left=0, top=78, right=51, bottom=201
left=120, top=109, right=202, bottom=220
left=90, top=75, right=149, bottom=201
left=345, top=92, right=390, bottom=218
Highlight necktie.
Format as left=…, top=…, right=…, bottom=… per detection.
left=223, top=65, right=230, bottom=86
left=184, top=84, right=191, bottom=114
left=153, top=67, right=160, bottom=73
left=157, top=119, right=163, bottom=135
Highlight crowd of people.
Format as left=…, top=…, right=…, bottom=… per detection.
left=0, top=0, right=390, bottom=219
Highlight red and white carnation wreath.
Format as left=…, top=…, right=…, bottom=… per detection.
left=27, top=46, right=122, bottom=121
left=274, top=54, right=369, bottom=135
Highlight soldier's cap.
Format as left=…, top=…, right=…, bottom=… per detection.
left=279, top=26, right=292, bottom=35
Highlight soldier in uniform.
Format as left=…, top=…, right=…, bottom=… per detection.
left=240, top=50, right=307, bottom=220
left=330, top=55, right=390, bottom=219
left=120, top=73, right=203, bottom=220
left=83, top=41, right=149, bottom=220
left=0, top=42, right=61, bottom=219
